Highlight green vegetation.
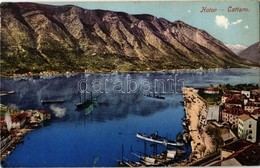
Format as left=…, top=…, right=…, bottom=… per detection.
left=198, top=84, right=259, bottom=105
left=198, top=89, right=223, bottom=105
left=205, top=123, right=224, bottom=149
left=218, top=83, right=259, bottom=92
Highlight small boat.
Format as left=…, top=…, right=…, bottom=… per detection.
left=0, top=90, right=15, bottom=96
left=136, top=132, right=184, bottom=147
left=144, top=93, right=165, bottom=99
left=41, top=100, right=65, bottom=104
left=75, top=100, right=94, bottom=110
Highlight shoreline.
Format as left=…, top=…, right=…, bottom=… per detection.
left=182, top=87, right=215, bottom=160
left=1, top=67, right=259, bottom=79
left=1, top=128, right=35, bottom=161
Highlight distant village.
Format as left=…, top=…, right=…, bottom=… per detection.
left=0, top=104, right=51, bottom=161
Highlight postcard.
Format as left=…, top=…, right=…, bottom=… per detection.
left=0, top=0, right=259, bottom=167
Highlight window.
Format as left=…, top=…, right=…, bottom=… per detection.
left=249, top=124, right=251, bottom=128
left=249, top=130, right=252, bottom=134
left=248, top=135, right=252, bottom=139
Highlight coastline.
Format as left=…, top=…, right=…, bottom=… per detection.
left=1, top=128, right=34, bottom=161
left=182, top=87, right=215, bottom=160
left=1, top=67, right=259, bottom=79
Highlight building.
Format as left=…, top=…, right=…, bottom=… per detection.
left=220, top=140, right=260, bottom=166
left=222, top=106, right=246, bottom=128
left=238, top=114, right=257, bottom=143
left=251, top=108, right=260, bottom=118
left=241, top=90, right=251, bottom=98
left=221, top=130, right=237, bottom=145
left=244, top=101, right=260, bottom=113
left=15, top=113, right=28, bottom=128
left=225, top=98, right=244, bottom=108
left=204, top=87, right=219, bottom=94
left=37, top=110, right=51, bottom=121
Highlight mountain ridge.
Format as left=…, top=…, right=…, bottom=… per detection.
left=238, top=42, right=260, bottom=64
left=0, top=2, right=256, bottom=74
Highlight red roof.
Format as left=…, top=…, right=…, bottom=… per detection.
left=11, top=116, right=20, bottom=123
left=223, top=106, right=246, bottom=115
left=245, top=101, right=260, bottom=107
left=38, top=110, right=50, bottom=114
left=252, top=108, right=260, bottom=115
left=222, top=140, right=260, bottom=165
left=205, top=87, right=218, bottom=91
left=226, top=98, right=243, bottom=105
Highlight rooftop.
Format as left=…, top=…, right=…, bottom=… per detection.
left=226, top=143, right=260, bottom=166
left=38, top=110, right=50, bottom=114
left=223, top=106, right=246, bottom=116
left=222, top=140, right=250, bottom=152
left=252, top=108, right=260, bottom=115
left=238, top=114, right=251, bottom=122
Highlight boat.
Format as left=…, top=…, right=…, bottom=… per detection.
left=41, top=100, right=65, bottom=104
left=144, top=93, right=165, bottom=99
left=0, top=90, right=15, bottom=96
left=75, top=100, right=93, bottom=109
left=136, top=132, right=184, bottom=147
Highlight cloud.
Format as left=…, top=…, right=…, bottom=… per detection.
left=215, top=15, right=229, bottom=29
left=244, top=25, right=249, bottom=29
left=50, top=105, right=66, bottom=118
left=231, top=19, right=242, bottom=25
left=187, top=10, right=191, bottom=13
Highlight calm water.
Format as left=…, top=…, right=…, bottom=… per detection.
left=0, top=68, right=259, bottom=167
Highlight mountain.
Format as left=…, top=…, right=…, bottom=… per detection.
left=225, top=44, right=247, bottom=55
left=238, top=42, right=260, bottom=64
left=0, top=2, right=255, bottom=74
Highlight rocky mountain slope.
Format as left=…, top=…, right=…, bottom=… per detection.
left=0, top=2, right=255, bottom=74
left=238, top=42, right=260, bottom=64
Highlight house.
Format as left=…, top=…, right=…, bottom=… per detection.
left=251, top=108, right=260, bottom=118
left=11, top=116, right=21, bottom=129
left=238, top=114, right=257, bottom=143
left=204, top=87, right=219, bottom=94
left=220, top=140, right=260, bottom=166
left=15, top=113, right=28, bottom=128
left=221, top=94, right=231, bottom=104
left=37, top=110, right=51, bottom=121
left=225, top=98, right=244, bottom=108
left=222, top=106, right=246, bottom=128
left=244, top=101, right=260, bottom=113
left=221, top=130, right=237, bottom=145
left=223, top=94, right=247, bottom=108
left=241, top=90, right=251, bottom=98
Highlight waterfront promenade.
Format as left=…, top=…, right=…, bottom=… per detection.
left=182, top=87, right=215, bottom=159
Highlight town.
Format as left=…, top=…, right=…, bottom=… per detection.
left=177, top=84, right=260, bottom=166
left=1, top=83, right=260, bottom=166
left=0, top=104, right=51, bottom=161
left=118, top=84, right=260, bottom=166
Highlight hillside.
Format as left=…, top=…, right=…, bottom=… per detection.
left=0, top=2, right=255, bottom=74
left=238, top=42, right=260, bottom=64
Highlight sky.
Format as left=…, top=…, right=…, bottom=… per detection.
left=18, top=1, right=260, bottom=46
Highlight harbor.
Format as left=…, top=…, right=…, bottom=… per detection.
left=1, top=69, right=259, bottom=166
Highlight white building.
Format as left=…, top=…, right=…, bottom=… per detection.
left=241, top=90, right=251, bottom=98
left=238, top=114, right=257, bottom=143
